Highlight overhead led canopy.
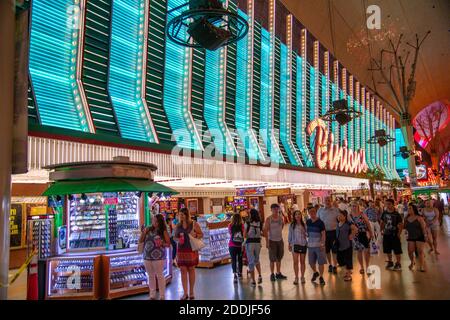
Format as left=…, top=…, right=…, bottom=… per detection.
left=29, top=0, right=94, bottom=133
left=108, top=0, right=158, bottom=143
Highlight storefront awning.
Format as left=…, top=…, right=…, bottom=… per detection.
left=42, top=178, right=178, bottom=196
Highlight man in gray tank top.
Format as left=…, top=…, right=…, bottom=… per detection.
left=263, top=203, right=287, bottom=282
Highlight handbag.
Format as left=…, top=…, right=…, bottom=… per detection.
left=188, top=233, right=205, bottom=251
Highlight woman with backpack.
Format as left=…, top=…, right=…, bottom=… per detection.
left=229, top=213, right=245, bottom=284
left=244, top=209, right=263, bottom=287
left=288, top=210, right=307, bottom=285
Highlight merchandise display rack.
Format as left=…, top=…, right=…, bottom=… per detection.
left=197, top=214, right=231, bottom=268
left=101, top=250, right=172, bottom=299
left=46, top=255, right=101, bottom=300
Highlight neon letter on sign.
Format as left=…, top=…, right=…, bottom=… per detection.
left=307, top=119, right=368, bottom=174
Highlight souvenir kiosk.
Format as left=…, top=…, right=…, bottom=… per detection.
left=41, top=157, right=177, bottom=299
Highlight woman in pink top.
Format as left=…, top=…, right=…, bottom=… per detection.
left=228, top=213, right=245, bottom=284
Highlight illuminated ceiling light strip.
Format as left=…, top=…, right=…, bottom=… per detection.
left=332, top=60, right=339, bottom=137
left=298, top=28, right=314, bottom=166
left=260, top=0, right=285, bottom=164
left=324, top=51, right=331, bottom=133
left=108, top=0, right=158, bottom=143
left=348, top=74, right=354, bottom=151
left=355, top=81, right=360, bottom=151
left=279, top=14, right=302, bottom=166
left=163, top=0, right=203, bottom=150
left=235, top=3, right=265, bottom=161
left=29, top=0, right=93, bottom=133
left=341, top=67, right=348, bottom=145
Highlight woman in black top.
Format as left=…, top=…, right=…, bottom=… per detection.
left=404, top=204, right=428, bottom=272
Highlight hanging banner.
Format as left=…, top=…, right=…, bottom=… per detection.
left=236, top=187, right=265, bottom=197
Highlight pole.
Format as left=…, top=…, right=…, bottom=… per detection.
left=0, top=0, right=16, bottom=300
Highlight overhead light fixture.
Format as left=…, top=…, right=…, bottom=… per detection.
left=367, top=129, right=395, bottom=147
left=166, top=0, right=249, bottom=51
left=321, top=99, right=362, bottom=126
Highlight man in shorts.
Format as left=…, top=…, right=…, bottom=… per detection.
left=306, top=205, right=327, bottom=286
left=381, top=199, right=404, bottom=270
left=263, top=203, right=287, bottom=281
left=318, top=196, right=339, bottom=274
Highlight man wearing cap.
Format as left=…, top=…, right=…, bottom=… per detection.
left=263, top=203, right=287, bottom=281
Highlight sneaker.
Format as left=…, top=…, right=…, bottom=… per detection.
left=394, top=263, right=402, bottom=271
left=301, top=277, right=306, bottom=284
left=386, top=261, right=394, bottom=270
left=293, top=278, right=299, bottom=285
left=328, top=265, right=333, bottom=273
left=270, top=273, right=276, bottom=282
left=332, top=266, right=338, bottom=274
left=311, top=272, right=320, bottom=282
left=250, top=281, right=257, bottom=287
left=233, top=274, right=238, bottom=284
left=276, top=273, right=287, bottom=280
left=319, top=277, right=326, bottom=286
left=258, top=275, right=263, bottom=284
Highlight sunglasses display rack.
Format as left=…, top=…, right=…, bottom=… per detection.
left=197, top=214, right=231, bottom=267
left=101, top=250, right=172, bottom=299
left=68, top=194, right=106, bottom=250
left=46, top=255, right=101, bottom=300
left=27, top=218, right=54, bottom=260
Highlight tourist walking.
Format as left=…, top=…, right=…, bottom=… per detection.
left=349, top=201, right=373, bottom=275
left=380, top=199, right=404, bottom=271
left=306, top=206, right=327, bottom=286
left=263, top=203, right=287, bottom=281
left=288, top=210, right=308, bottom=285
left=423, top=199, right=440, bottom=254
left=229, top=213, right=245, bottom=284
left=244, top=209, right=263, bottom=286
left=404, top=204, right=427, bottom=272
left=365, top=200, right=381, bottom=255
left=318, top=196, right=339, bottom=274
left=139, top=214, right=171, bottom=300
left=336, top=210, right=357, bottom=281
left=174, top=208, right=204, bottom=300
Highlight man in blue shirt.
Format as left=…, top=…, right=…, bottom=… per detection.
left=306, top=206, right=327, bottom=286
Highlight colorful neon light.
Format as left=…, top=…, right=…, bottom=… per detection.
left=307, top=119, right=368, bottom=174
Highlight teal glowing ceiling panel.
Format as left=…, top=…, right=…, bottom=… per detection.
left=29, top=0, right=94, bottom=132
left=108, top=0, right=158, bottom=143
left=279, top=44, right=301, bottom=166
left=163, top=0, right=203, bottom=150
left=260, top=28, right=285, bottom=164
left=321, top=74, right=327, bottom=117
left=295, top=55, right=313, bottom=166
left=347, top=95, right=353, bottom=151
left=309, top=64, right=317, bottom=153
left=235, top=10, right=264, bottom=161
left=204, top=48, right=238, bottom=157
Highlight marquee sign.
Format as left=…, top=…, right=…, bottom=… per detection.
left=307, top=119, right=368, bottom=174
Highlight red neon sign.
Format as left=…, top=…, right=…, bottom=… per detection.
left=307, top=119, right=368, bottom=174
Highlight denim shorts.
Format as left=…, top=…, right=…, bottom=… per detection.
left=308, top=247, right=327, bottom=265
